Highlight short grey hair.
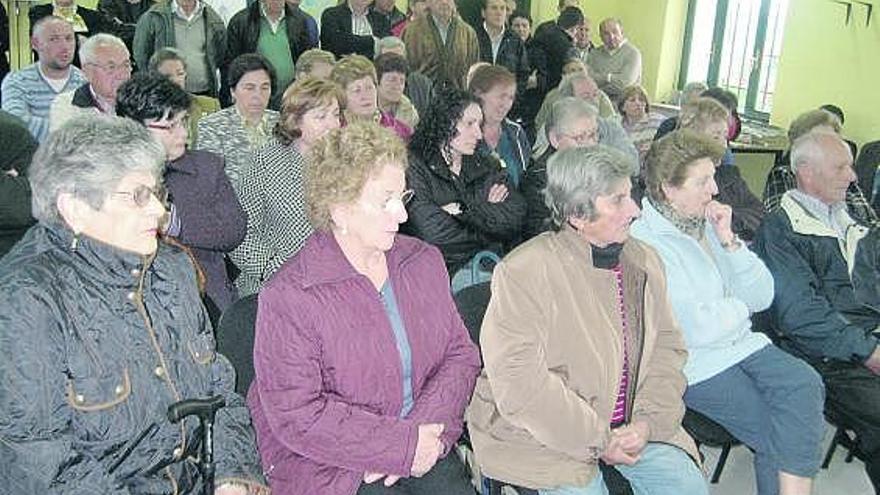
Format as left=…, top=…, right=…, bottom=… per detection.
left=148, top=47, right=186, bottom=72
left=557, top=72, right=594, bottom=99
left=29, top=115, right=166, bottom=224
left=533, top=97, right=598, bottom=156
left=790, top=130, right=850, bottom=175
left=79, top=33, right=128, bottom=66
left=544, top=145, right=634, bottom=228
left=377, top=36, right=406, bottom=56
left=680, top=81, right=708, bottom=105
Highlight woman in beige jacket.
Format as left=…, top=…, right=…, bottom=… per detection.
left=466, top=145, right=709, bottom=495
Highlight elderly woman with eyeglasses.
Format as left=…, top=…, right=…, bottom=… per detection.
left=467, top=145, right=709, bottom=495
left=117, top=72, right=246, bottom=320
left=247, top=122, right=481, bottom=495
left=230, top=77, right=343, bottom=296
left=630, top=130, right=824, bottom=495
left=0, top=115, right=267, bottom=495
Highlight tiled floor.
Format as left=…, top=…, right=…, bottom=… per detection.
left=704, top=422, right=873, bottom=495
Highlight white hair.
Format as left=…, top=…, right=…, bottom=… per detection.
left=790, top=130, right=849, bottom=175
left=79, top=33, right=128, bottom=65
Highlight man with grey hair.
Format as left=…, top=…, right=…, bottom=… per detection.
left=587, top=17, right=642, bottom=104
left=49, top=33, right=132, bottom=131
left=534, top=70, right=617, bottom=130
left=1, top=16, right=86, bottom=141
left=754, top=130, right=880, bottom=492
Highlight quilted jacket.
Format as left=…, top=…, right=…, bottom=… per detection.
left=0, top=223, right=267, bottom=494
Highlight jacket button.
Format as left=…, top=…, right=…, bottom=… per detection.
left=126, top=292, right=136, bottom=301
left=74, top=394, right=85, bottom=404
left=154, top=366, right=165, bottom=378
left=114, top=385, right=125, bottom=396
left=172, top=446, right=183, bottom=459
left=130, top=268, right=141, bottom=277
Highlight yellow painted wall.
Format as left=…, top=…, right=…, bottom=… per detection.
left=770, top=0, right=880, bottom=147
left=531, top=0, right=688, bottom=104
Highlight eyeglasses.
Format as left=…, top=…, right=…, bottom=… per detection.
left=362, top=189, right=415, bottom=213
left=147, top=115, right=190, bottom=132
left=560, top=130, right=598, bottom=145
left=86, top=61, right=133, bottom=73
left=114, top=184, right=168, bottom=208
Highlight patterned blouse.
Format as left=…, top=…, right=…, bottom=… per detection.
left=195, top=106, right=279, bottom=193
left=228, top=137, right=313, bottom=295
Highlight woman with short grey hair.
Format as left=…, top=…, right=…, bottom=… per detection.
left=522, top=97, right=599, bottom=238
left=467, top=144, right=710, bottom=495
left=0, top=114, right=269, bottom=495
left=544, top=144, right=635, bottom=229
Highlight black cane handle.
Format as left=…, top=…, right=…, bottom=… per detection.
left=167, top=395, right=226, bottom=423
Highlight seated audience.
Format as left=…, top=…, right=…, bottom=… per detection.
left=534, top=69, right=616, bottom=130
left=320, top=0, right=391, bottom=59
left=133, top=0, right=226, bottom=99
left=0, top=111, right=37, bottom=257
left=631, top=129, right=825, bottom=495
left=117, top=73, right=246, bottom=317
left=230, top=78, right=342, bottom=295
left=654, top=87, right=738, bottom=168
left=149, top=47, right=221, bottom=145
left=676, top=97, right=765, bottom=241
left=678, top=81, right=707, bottom=106
left=403, top=0, right=480, bottom=90
left=294, top=47, right=336, bottom=81
left=29, top=0, right=109, bottom=67
left=0, top=114, right=267, bottom=494
left=619, top=84, right=664, bottom=165
left=468, top=64, right=530, bottom=188
left=509, top=9, right=532, bottom=44
left=524, top=97, right=638, bottom=239
left=475, top=0, right=529, bottom=120
left=762, top=109, right=878, bottom=227
left=331, top=54, right=412, bottom=140
left=586, top=18, right=642, bottom=105
left=376, top=36, right=435, bottom=119
left=573, top=11, right=593, bottom=63
left=97, top=0, right=151, bottom=55
left=819, top=103, right=859, bottom=159
left=375, top=52, right=419, bottom=131
left=529, top=6, right=582, bottom=95
left=405, top=87, right=526, bottom=289
left=2, top=16, right=86, bottom=142
left=50, top=33, right=131, bottom=130
left=196, top=53, right=279, bottom=192
left=467, top=144, right=709, bottom=495
left=754, top=131, right=880, bottom=492
left=247, top=122, right=481, bottom=495
left=226, top=0, right=314, bottom=109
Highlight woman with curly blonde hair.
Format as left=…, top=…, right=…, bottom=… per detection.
left=247, top=121, right=481, bottom=495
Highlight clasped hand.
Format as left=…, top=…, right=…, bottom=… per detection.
left=363, top=423, right=445, bottom=487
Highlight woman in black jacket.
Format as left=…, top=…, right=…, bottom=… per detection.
left=404, top=87, right=525, bottom=289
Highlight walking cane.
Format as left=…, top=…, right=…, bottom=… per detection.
left=167, top=395, right=226, bottom=495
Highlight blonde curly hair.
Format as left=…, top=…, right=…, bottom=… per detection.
left=306, top=122, right=408, bottom=231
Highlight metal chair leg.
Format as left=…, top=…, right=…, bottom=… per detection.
left=711, top=444, right=732, bottom=484
left=822, top=427, right=842, bottom=469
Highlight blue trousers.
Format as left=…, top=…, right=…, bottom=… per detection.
left=684, top=345, right=825, bottom=495
left=538, top=443, right=708, bottom=495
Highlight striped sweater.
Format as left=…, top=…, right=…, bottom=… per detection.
left=1, top=63, right=86, bottom=142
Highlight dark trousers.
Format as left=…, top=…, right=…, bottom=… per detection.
left=813, top=359, right=880, bottom=493
left=355, top=450, right=476, bottom=495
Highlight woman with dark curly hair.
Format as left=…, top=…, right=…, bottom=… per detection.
left=405, top=87, right=526, bottom=291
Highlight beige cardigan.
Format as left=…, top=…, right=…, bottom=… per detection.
left=466, top=226, right=699, bottom=489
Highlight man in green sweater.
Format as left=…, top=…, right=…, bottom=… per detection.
left=586, top=17, right=641, bottom=105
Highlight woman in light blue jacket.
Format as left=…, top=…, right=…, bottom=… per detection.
left=630, top=129, right=825, bottom=495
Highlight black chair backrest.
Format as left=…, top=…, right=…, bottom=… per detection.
left=855, top=140, right=880, bottom=205
left=215, top=293, right=259, bottom=395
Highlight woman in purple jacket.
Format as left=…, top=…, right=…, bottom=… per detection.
left=116, top=73, right=247, bottom=321
left=247, top=121, right=482, bottom=495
